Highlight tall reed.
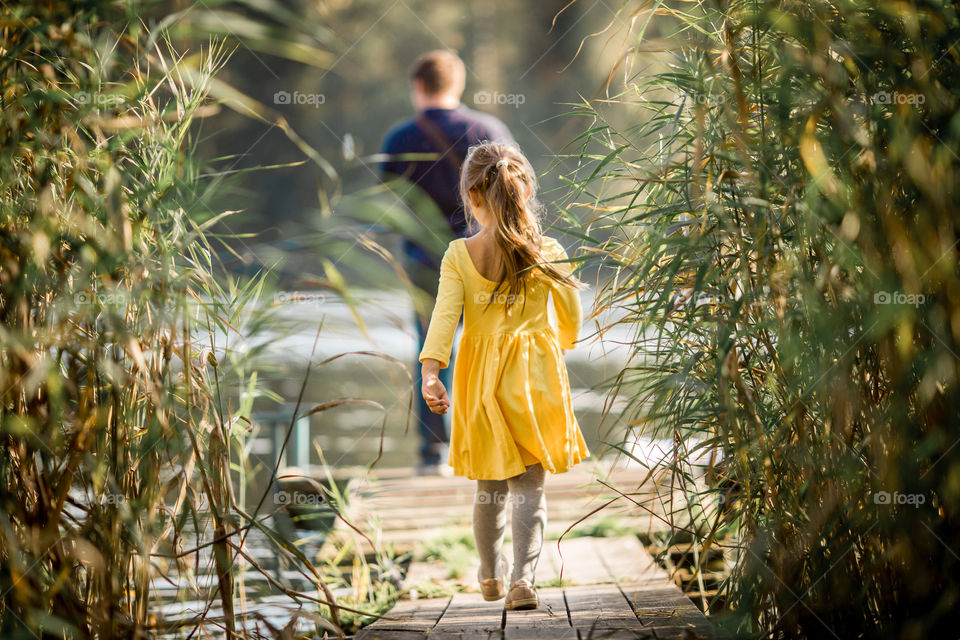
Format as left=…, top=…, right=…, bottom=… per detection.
left=0, top=2, right=352, bottom=637
left=564, top=1, right=960, bottom=637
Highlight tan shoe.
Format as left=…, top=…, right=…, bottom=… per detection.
left=479, top=555, right=508, bottom=601
left=480, top=577, right=505, bottom=601
left=505, top=579, right=539, bottom=610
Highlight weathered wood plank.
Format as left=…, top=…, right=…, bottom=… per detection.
left=428, top=591, right=506, bottom=638
left=355, top=596, right=451, bottom=639
left=542, top=537, right=615, bottom=585
left=405, top=535, right=651, bottom=590
left=540, top=536, right=662, bottom=586
left=621, top=582, right=715, bottom=638
left=564, top=584, right=647, bottom=634
left=588, top=535, right=667, bottom=584
left=502, top=588, right=573, bottom=639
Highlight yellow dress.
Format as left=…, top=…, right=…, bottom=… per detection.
left=418, top=235, right=589, bottom=480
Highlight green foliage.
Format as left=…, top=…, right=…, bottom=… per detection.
left=0, top=2, right=358, bottom=637
left=418, top=527, right=477, bottom=579
left=1, top=2, right=223, bottom=634
left=565, top=0, right=960, bottom=637
left=316, top=553, right=401, bottom=635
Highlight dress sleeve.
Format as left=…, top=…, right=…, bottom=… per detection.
left=418, top=244, right=464, bottom=368
left=545, top=239, right=582, bottom=350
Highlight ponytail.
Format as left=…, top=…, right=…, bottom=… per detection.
left=459, top=143, right=582, bottom=310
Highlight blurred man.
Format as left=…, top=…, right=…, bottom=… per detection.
left=379, top=50, right=514, bottom=474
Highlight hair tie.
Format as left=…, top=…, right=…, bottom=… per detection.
left=496, top=159, right=510, bottom=169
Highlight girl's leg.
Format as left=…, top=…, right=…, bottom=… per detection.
left=507, top=463, right=547, bottom=584
left=474, top=478, right=509, bottom=580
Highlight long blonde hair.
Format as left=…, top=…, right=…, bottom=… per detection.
left=459, top=142, right=582, bottom=307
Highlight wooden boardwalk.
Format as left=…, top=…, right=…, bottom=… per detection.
left=322, top=462, right=676, bottom=556
left=340, top=464, right=718, bottom=639
left=359, top=536, right=715, bottom=639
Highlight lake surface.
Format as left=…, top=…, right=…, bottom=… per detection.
left=221, top=286, right=642, bottom=473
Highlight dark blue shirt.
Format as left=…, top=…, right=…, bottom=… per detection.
left=379, top=105, right=514, bottom=265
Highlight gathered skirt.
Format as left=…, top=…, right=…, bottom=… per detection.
left=448, top=329, right=589, bottom=480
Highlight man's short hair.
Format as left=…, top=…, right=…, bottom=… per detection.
left=410, top=50, right=466, bottom=97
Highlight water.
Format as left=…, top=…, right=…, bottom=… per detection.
left=223, top=286, right=639, bottom=471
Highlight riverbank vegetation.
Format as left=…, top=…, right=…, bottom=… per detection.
left=565, top=1, right=959, bottom=637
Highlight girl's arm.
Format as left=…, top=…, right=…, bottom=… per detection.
left=421, top=358, right=449, bottom=414
left=418, top=246, right=462, bottom=414
left=418, top=244, right=464, bottom=369
left=548, top=240, right=582, bottom=350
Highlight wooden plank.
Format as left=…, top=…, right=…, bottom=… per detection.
left=564, top=583, right=647, bottom=636
left=539, top=536, right=661, bottom=586
left=502, top=587, right=573, bottom=639
left=588, top=536, right=668, bottom=584
left=354, top=632, right=427, bottom=640
left=540, top=537, right=616, bottom=585
left=338, top=467, right=659, bottom=497
left=621, top=582, right=715, bottom=638
left=353, top=500, right=634, bottom=519
left=343, top=507, right=647, bottom=537
left=428, top=591, right=506, bottom=638
left=319, top=518, right=665, bottom=562
left=404, top=536, right=643, bottom=591
left=364, top=485, right=629, bottom=504
left=355, top=596, right=451, bottom=639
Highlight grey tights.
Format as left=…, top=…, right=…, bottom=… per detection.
left=474, top=463, right=546, bottom=585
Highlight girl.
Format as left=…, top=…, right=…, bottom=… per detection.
left=418, top=142, right=589, bottom=611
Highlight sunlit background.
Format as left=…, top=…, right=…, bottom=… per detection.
left=183, top=0, right=652, bottom=471
left=4, top=0, right=959, bottom=637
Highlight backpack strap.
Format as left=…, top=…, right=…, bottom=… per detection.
left=414, top=114, right=464, bottom=173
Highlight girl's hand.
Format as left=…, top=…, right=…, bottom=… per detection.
left=421, top=359, right=450, bottom=414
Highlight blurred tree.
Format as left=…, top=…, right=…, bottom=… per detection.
left=178, top=0, right=618, bottom=246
